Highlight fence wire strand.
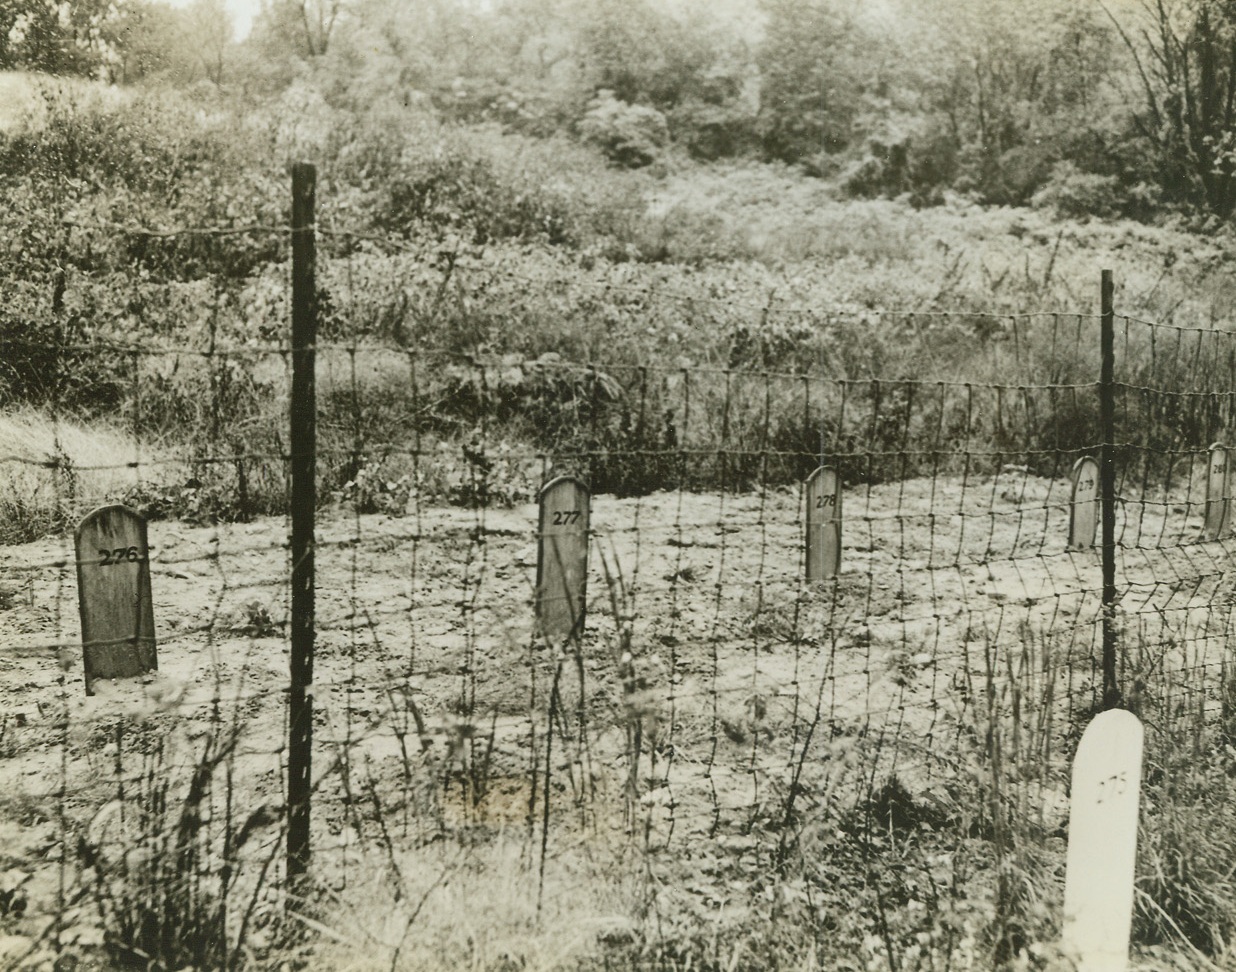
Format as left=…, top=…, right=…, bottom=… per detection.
left=4, top=212, right=1236, bottom=969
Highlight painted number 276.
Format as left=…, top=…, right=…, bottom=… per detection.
left=98, top=546, right=141, bottom=566
left=551, top=510, right=582, bottom=526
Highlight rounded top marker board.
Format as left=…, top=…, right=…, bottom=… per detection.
left=1062, top=708, right=1144, bottom=972
left=1068, top=456, right=1100, bottom=552
left=805, top=466, right=842, bottom=582
left=1203, top=442, right=1230, bottom=541
left=75, top=504, right=158, bottom=695
left=536, top=476, right=591, bottom=644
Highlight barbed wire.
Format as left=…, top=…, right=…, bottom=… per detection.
left=6, top=212, right=1236, bottom=969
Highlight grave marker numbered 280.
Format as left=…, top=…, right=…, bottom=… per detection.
left=1203, top=441, right=1230, bottom=540
left=1068, top=456, right=1100, bottom=551
left=805, top=466, right=842, bottom=581
left=75, top=505, right=158, bottom=695
left=1062, top=708, right=1144, bottom=972
left=536, top=477, right=590, bottom=643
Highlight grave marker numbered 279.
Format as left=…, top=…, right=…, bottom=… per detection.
left=1068, top=456, right=1100, bottom=551
left=1062, top=708, right=1144, bottom=972
left=805, top=466, right=842, bottom=581
left=536, top=477, right=590, bottom=643
left=75, top=505, right=158, bottom=695
left=1203, top=441, right=1230, bottom=540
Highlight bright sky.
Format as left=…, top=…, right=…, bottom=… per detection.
left=165, top=0, right=263, bottom=42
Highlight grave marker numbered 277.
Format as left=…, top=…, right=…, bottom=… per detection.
left=1203, top=441, right=1230, bottom=540
left=1062, top=708, right=1144, bottom=972
left=536, top=477, right=590, bottom=643
left=805, top=466, right=842, bottom=581
left=1068, top=456, right=1100, bottom=551
left=75, top=505, right=158, bottom=695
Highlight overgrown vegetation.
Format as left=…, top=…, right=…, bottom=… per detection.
left=6, top=2, right=1236, bottom=967
left=8, top=0, right=1236, bottom=221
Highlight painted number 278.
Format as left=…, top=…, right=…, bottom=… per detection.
left=815, top=494, right=836, bottom=509
left=98, top=546, right=141, bottom=566
left=551, top=510, right=582, bottom=526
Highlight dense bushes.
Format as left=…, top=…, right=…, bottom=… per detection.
left=4, top=80, right=1236, bottom=530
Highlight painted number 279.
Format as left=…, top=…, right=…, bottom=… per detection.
left=98, top=546, right=141, bottom=566
left=551, top=510, right=582, bottom=526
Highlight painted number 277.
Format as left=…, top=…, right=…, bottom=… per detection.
left=551, top=510, right=582, bottom=526
left=98, top=546, right=141, bottom=566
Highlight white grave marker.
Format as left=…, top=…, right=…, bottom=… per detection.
left=1203, top=441, right=1230, bottom=540
left=1068, top=456, right=1100, bottom=551
left=75, top=505, right=157, bottom=695
left=536, top=476, right=590, bottom=643
left=805, top=466, right=842, bottom=581
left=1062, top=708, right=1144, bottom=972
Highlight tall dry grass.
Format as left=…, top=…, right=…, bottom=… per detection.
left=0, top=409, right=180, bottom=542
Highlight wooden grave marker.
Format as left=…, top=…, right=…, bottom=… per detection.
left=75, top=505, right=157, bottom=695
left=1061, top=708, right=1144, bottom=972
left=1203, top=441, right=1230, bottom=540
left=535, top=477, right=590, bottom=643
left=805, top=465, right=842, bottom=581
left=1068, top=456, right=1100, bottom=551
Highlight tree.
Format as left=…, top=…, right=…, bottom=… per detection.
left=1103, top=0, right=1236, bottom=216
left=100, top=1, right=184, bottom=83
left=911, top=0, right=1121, bottom=202
left=3, top=0, right=115, bottom=75
left=182, top=0, right=233, bottom=84
left=249, top=0, right=343, bottom=60
left=756, top=0, right=878, bottom=164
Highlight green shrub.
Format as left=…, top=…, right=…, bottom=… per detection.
left=0, top=309, right=126, bottom=414
left=577, top=90, right=669, bottom=169
left=374, top=142, right=580, bottom=246
left=1031, top=162, right=1121, bottom=219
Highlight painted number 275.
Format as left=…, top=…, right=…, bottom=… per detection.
left=551, top=510, right=582, bottom=526
left=98, top=546, right=141, bottom=566
left=1095, top=771, right=1128, bottom=804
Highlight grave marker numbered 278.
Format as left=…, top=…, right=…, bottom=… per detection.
left=1068, top=456, right=1100, bottom=551
left=535, top=477, right=590, bottom=643
left=1062, top=708, right=1144, bottom=972
left=75, top=505, right=158, bottom=695
left=1203, top=441, right=1230, bottom=540
left=805, top=466, right=842, bottom=581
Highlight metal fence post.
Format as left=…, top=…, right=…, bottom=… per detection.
left=1100, top=268, right=1119, bottom=706
left=288, top=162, right=317, bottom=883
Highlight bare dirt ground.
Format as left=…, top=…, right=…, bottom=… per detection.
left=0, top=468, right=1230, bottom=967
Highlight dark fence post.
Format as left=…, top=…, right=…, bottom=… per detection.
left=288, top=162, right=317, bottom=883
left=1100, top=268, right=1119, bottom=706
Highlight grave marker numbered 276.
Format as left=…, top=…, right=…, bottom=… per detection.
left=535, top=477, right=590, bottom=644
left=75, top=505, right=158, bottom=695
left=1068, top=456, right=1100, bottom=551
left=805, top=466, right=842, bottom=581
left=1062, top=708, right=1144, bottom=972
left=1203, top=441, right=1230, bottom=540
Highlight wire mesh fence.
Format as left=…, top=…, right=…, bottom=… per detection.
left=3, top=168, right=1236, bottom=969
